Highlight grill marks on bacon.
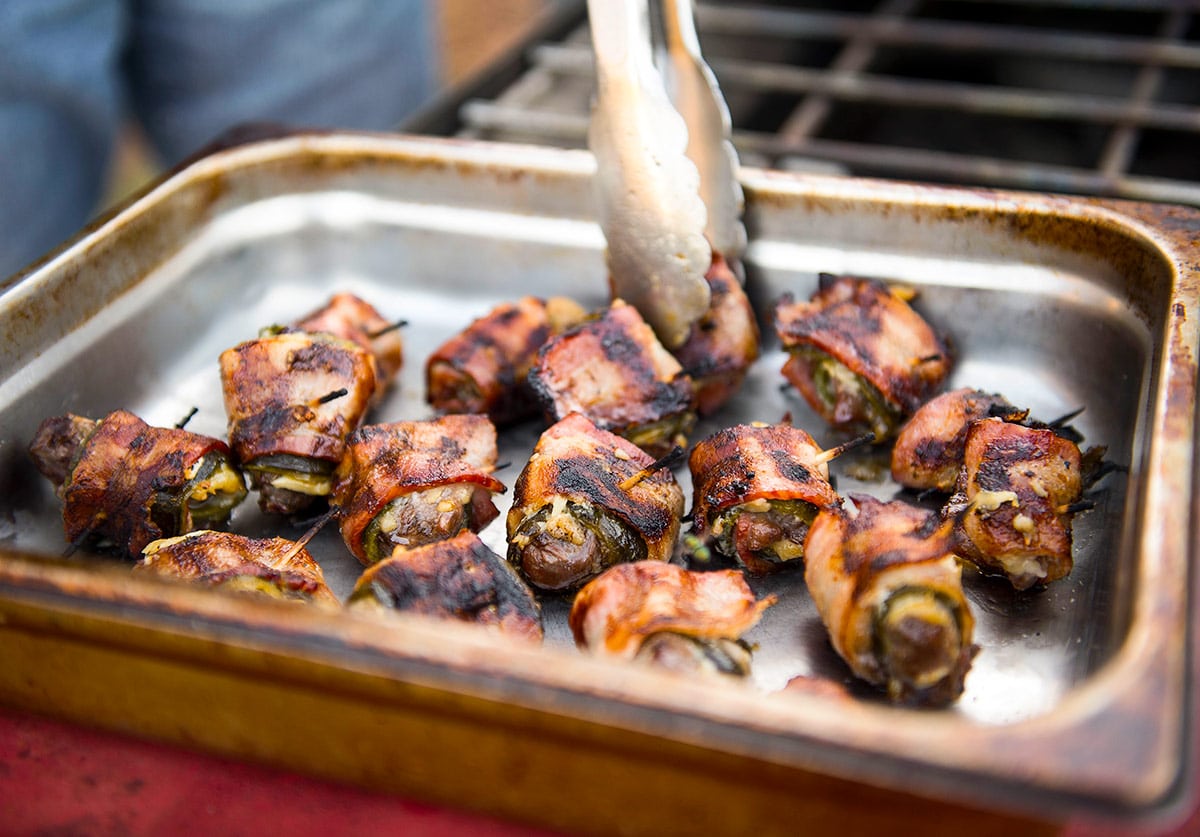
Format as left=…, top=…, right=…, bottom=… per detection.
left=804, top=495, right=976, bottom=706
left=946, top=417, right=1086, bottom=590
left=293, top=292, right=404, bottom=396
left=348, top=530, right=543, bottom=642
left=28, top=410, right=241, bottom=557
left=220, top=331, right=376, bottom=513
left=569, top=561, right=774, bottom=678
left=528, top=299, right=697, bottom=457
left=774, top=274, right=951, bottom=438
left=222, top=333, right=376, bottom=464
left=506, top=413, right=684, bottom=592
left=689, top=423, right=840, bottom=574
left=137, top=530, right=337, bottom=605
left=672, top=254, right=761, bottom=416
left=332, top=415, right=505, bottom=565
left=426, top=295, right=587, bottom=425
left=891, top=388, right=1020, bottom=492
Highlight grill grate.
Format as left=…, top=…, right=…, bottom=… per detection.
left=412, top=0, right=1200, bottom=205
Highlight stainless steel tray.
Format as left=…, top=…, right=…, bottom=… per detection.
left=0, top=133, right=1195, bottom=834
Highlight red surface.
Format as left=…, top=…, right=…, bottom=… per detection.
left=0, top=705, right=555, bottom=837
left=0, top=703, right=1195, bottom=837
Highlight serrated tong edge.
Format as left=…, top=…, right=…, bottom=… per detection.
left=587, top=0, right=744, bottom=349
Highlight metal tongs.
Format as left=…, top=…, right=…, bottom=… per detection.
left=588, top=0, right=745, bottom=349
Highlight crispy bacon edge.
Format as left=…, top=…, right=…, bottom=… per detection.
left=426, top=295, right=586, bottom=425
left=891, top=388, right=1019, bottom=493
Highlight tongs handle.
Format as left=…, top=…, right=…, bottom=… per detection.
left=588, top=0, right=712, bottom=349
left=658, top=0, right=745, bottom=261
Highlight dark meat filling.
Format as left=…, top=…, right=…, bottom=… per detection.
left=509, top=498, right=646, bottom=592
left=361, top=484, right=499, bottom=564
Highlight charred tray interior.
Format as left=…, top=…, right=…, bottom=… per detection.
left=0, top=133, right=1196, bottom=832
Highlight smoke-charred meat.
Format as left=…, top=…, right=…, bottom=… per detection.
left=688, top=422, right=841, bottom=574
left=332, top=414, right=505, bottom=565
left=804, top=495, right=976, bottom=706
left=137, top=530, right=336, bottom=605
left=28, top=410, right=247, bottom=557
left=569, top=561, right=774, bottom=679
left=293, top=292, right=403, bottom=396
left=946, top=417, right=1094, bottom=590
left=774, top=275, right=951, bottom=440
left=426, top=295, right=586, bottom=425
left=220, top=330, right=376, bottom=515
left=528, top=299, right=697, bottom=457
left=672, top=254, right=760, bottom=416
left=348, top=530, right=543, bottom=642
left=891, top=388, right=1020, bottom=493
left=506, top=413, right=684, bottom=593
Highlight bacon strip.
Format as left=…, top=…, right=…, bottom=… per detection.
left=426, top=295, right=586, bottom=425
left=332, top=414, right=505, bottom=564
left=506, top=413, right=684, bottom=592
left=804, top=495, right=976, bottom=706
left=947, top=417, right=1085, bottom=589
left=528, top=299, right=696, bottom=457
left=688, top=422, right=840, bottom=573
left=137, top=530, right=337, bottom=605
left=294, top=292, right=403, bottom=396
left=774, top=274, right=951, bottom=438
left=569, top=561, right=773, bottom=662
left=29, top=410, right=238, bottom=557
left=349, top=530, right=543, bottom=643
left=220, top=331, right=376, bottom=513
left=891, top=388, right=1019, bottom=492
left=672, top=254, right=760, bottom=416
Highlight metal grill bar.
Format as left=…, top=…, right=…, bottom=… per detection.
left=529, top=44, right=1200, bottom=132
left=693, top=5, right=1200, bottom=69
left=439, top=1, right=1200, bottom=206
left=458, top=101, right=1200, bottom=205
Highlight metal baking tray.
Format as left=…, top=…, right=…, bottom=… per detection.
left=0, top=133, right=1195, bottom=834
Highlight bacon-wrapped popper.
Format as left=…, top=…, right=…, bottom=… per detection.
left=136, top=530, right=337, bottom=605
left=506, top=413, right=685, bottom=593
left=945, top=417, right=1099, bottom=590
left=220, top=330, right=376, bottom=515
left=332, top=414, right=506, bottom=565
left=348, top=531, right=543, bottom=642
left=426, top=295, right=587, bottom=425
left=671, top=254, right=760, bottom=416
left=569, top=561, right=774, bottom=678
left=688, top=422, right=848, bottom=575
left=527, top=299, right=697, bottom=457
left=891, top=388, right=1021, bottom=493
left=774, top=274, right=952, bottom=441
left=804, top=495, right=977, bottom=706
left=293, top=292, right=404, bottom=396
left=28, top=410, right=247, bottom=558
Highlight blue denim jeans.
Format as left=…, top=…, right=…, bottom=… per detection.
left=0, top=0, right=438, bottom=277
